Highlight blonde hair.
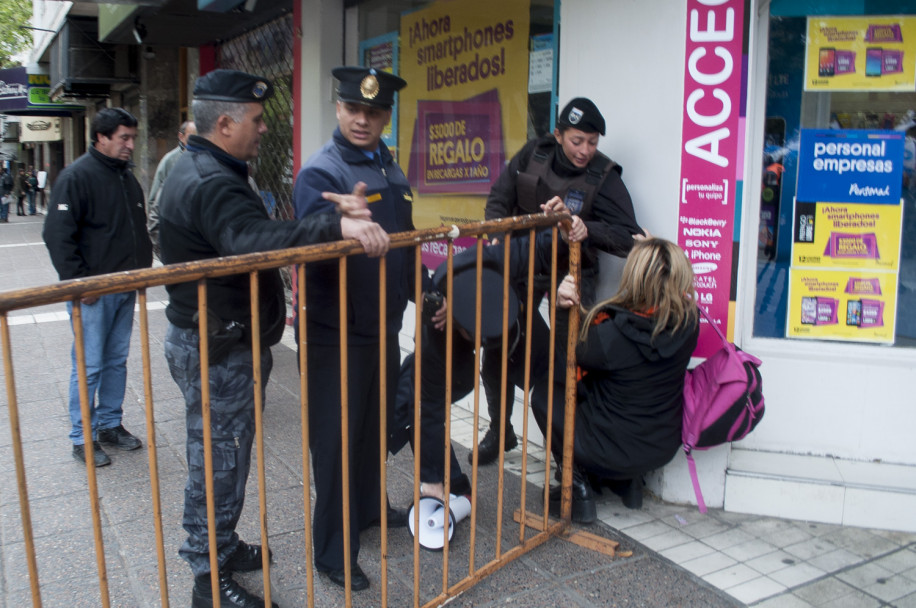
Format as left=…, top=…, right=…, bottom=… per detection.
left=581, top=238, right=697, bottom=341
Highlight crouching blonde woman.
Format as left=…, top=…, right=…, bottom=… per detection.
left=532, top=238, right=699, bottom=523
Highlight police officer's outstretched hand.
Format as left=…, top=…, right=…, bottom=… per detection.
left=341, top=216, right=390, bottom=257
left=323, top=181, right=372, bottom=220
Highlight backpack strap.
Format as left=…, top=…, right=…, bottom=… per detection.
left=685, top=451, right=708, bottom=513
left=697, top=304, right=729, bottom=347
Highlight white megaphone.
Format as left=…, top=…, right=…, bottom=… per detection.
left=407, top=494, right=472, bottom=551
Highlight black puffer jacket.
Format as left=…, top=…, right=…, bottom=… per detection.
left=43, top=147, right=152, bottom=280
left=573, top=305, right=699, bottom=476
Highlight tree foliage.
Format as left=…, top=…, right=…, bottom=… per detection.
left=0, top=0, right=32, bottom=69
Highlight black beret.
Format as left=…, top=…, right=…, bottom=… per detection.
left=194, top=69, right=274, bottom=103
left=434, top=263, right=519, bottom=345
left=557, top=97, right=606, bottom=136
left=333, top=66, right=406, bottom=109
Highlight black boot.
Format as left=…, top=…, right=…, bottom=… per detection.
left=548, top=466, right=596, bottom=524
left=472, top=354, right=518, bottom=465
left=471, top=424, right=518, bottom=465
left=191, top=571, right=278, bottom=608
left=610, top=477, right=643, bottom=510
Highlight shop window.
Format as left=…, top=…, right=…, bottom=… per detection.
left=350, top=0, right=557, bottom=230
left=755, top=5, right=916, bottom=347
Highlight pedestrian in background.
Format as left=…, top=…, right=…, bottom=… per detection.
left=42, top=107, right=153, bottom=468
left=14, top=167, right=26, bottom=216
left=147, top=120, right=197, bottom=256
left=0, top=167, right=12, bottom=222
left=27, top=168, right=38, bottom=215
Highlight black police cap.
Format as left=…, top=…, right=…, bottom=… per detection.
left=333, top=66, right=406, bottom=109
left=557, top=97, right=606, bottom=136
left=193, top=69, right=274, bottom=103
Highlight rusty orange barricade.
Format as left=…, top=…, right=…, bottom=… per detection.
left=0, top=213, right=616, bottom=608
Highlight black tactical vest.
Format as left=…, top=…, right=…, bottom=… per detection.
left=515, top=139, right=619, bottom=217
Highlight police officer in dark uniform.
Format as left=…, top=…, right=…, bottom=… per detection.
left=159, top=69, right=388, bottom=608
left=293, top=66, right=441, bottom=593
left=474, top=97, right=648, bottom=465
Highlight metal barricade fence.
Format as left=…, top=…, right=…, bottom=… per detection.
left=0, top=213, right=612, bottom=608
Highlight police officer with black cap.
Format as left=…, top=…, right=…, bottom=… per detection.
left=474, top=97, right=648, bottom=467
left=159, top=68, right=388, bottom=608
left=293, top=66, right=443, bottom=593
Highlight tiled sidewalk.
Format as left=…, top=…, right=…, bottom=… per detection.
left=447, top=403, right=916, bottom=607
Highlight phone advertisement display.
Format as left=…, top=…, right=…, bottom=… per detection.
left=804, top=16, right=916, bottom=91
left=787, top=268, right=897, bottom=342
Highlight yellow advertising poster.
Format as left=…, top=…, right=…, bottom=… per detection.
left=399, top=0, right=531, bottom=228
left=791, top=201, right=902, bottom=270
left=787, top=268, right=897, bottom=343
left=805, top=16, right=916, bottom=91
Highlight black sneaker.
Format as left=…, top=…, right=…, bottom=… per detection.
left=73, top=442, right=112, bottom=467
left=469, top=425, right=518, bottom=465
left=98, top=425, right=142, bottom=451
left=192, top=571, right=278, bottom=608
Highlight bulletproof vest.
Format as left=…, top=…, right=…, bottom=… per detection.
left=515, top=140, right=618, bottom=217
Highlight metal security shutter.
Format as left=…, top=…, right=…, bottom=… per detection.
left=218, top=12, right=295, bottom=221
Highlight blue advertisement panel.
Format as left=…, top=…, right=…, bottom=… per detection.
left=796, top=129, right=904, bottom=204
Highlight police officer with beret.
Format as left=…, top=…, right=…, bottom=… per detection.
left=159, top=68, right=388, bottom=608
left=293, top=66, right=443, bottom=592
left=474, top=97, right=648, bottom=466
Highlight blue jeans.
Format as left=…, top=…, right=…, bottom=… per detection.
left=67, top=292, right=137, bottom=445
left=27, top=190, right=35, bottom=214
left=0, top=196, right=8, bottom=221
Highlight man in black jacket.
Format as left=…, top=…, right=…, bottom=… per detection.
left=43, top=107, right=153, bottom=468
left=159, top=69, right=387, bottom=608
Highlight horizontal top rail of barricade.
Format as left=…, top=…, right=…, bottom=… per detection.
left=0, top=213, right=571, bottom=314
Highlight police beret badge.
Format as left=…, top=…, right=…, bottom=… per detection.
left=360, top=74, right=380, bottom=100
left=252, top=81, right=269, bottom=99
left=568, top=107, right=583, bottom=125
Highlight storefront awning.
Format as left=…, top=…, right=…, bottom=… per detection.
left=97, top=0, right=289, bottom=46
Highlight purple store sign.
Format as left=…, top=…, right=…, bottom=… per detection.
left=0, top=67, right=28, bottom=113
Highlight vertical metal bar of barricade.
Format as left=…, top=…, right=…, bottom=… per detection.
left=71, top=300, right=112, bottom=608
left=493, top=232, right=512, bottom=559
left=338, top=257, right=354, bottom=607
left=467, top=238, right=484, bottom=575
left=137, top=289, right=170, bottom=608
left=517, top=229, right=537, bottom=543
left=196, top=281, right=221, bottom=607
left=248, top=272, right=273, bottom=605
left=1, top=313, right=43, bottom=607
left=411, top=246, right=423, bottom=608
left=559, top=237, right=581, bottom=522
left=542, top=230, right=559, bottom=525
left=440, top=241, right=455, bottom=591
left=296, top=265, right=316, bottom=608
left=378, top=255, right=389, bottom=608
left=411, top=247, right=422, bottom=608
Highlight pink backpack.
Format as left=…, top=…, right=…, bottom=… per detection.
left=682, top=307, right=764, bottom=512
